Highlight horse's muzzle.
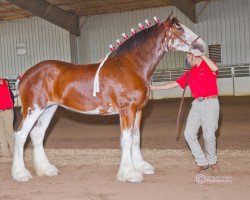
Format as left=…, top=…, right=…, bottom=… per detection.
left=191, top=39, right=206, bottom=54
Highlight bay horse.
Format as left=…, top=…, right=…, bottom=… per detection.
left=12, top=14, right=206, bottom=183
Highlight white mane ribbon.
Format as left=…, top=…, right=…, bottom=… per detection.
left=93, top=53, right=111, bottom=97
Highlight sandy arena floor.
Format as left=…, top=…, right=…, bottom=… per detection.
left=0, top=96, right=250, bottom=200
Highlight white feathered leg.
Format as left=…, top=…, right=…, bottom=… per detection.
left=30, top=105, right=59, bottom=177
left=132, top=111, right=155, bottom=174
left=117, top=109, right=143, bottom=183
left=12, top=108, right=44, bottom=182
left=117, top=129, right=143, bottom=183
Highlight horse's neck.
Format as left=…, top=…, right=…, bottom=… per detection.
left=127, top=30, right=165, bottom=80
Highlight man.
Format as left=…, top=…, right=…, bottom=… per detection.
left=0, top=77, right=14, bottom=157
left=150, top=53, right=220, bottom=172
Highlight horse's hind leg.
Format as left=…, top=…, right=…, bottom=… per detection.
left=30, top=105, right=58, bottom=177
left=12, top=108, right=45, bottom=182
left=117, top=108, right=143, bottom=183
left=132, top=110, right=155, bottom=174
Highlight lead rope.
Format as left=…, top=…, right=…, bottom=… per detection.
left=173, top=38, right=199, bottom=141
left=163, top=22, right=200, bottom=140
left=175, top=69, right=190, bottom=141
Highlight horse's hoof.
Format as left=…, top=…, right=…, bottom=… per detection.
left=135, top=161, right=155, bottom=175
left=36, top=164, right=59, bottom=177
left=13, top=168, right=33, bottom=182
left=44, top=165, right=59, bottom=176
left=126, top=170, right=143, bottom=183
left=117, top=169, right=143, bottom=183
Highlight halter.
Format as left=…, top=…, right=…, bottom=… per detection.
left=163, top=22, right=200, bottom=52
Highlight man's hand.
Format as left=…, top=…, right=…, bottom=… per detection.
left=150, top=85, right=157, bottom=90
left=201, top=54, right=218, bottom=73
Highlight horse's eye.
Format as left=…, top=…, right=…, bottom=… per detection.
left=176, top=26, right=183, bottom=31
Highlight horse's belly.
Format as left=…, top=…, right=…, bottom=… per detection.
left=60, top=104, right=119, bottom=116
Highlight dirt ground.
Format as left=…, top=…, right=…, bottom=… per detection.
left=1, top=96, right=250, bottom=200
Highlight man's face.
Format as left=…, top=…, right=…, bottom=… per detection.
left=186, top=53, right=200, bottom=67
left=186, top=53, right=195, bottom=67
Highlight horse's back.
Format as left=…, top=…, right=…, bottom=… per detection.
left=19, top=60, right=99, bottom=114
left=21, top=60, right=97, bottom=79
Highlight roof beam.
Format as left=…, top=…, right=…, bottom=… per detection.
left=7, top=0, right=80, bottom=36
left=170, top=0, right=196, bottom=23
left=0, top=2, right=12, bottom=6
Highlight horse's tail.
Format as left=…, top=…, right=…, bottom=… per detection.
left=13, top=73, right=24, bottom=98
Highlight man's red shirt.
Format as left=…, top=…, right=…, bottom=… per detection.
left=176, top=60, right=218, bottom=98
left=0, top=79, right=13, bottom=110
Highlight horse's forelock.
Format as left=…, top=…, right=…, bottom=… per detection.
left=165, top=16, right=181, bottom=29
left=170, top=17, right=180, bottom=27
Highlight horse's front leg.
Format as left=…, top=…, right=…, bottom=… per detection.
left=117, top=108, right=143, bottom=183
left=132, top=110, right=155, bottom=174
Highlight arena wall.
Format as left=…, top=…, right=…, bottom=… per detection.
left=0, top=17, right=71, bottom=77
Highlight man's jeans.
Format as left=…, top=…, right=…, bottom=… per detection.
left=184, top=98, right=219, bottom=166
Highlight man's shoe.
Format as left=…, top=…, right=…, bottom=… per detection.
left=195, top=165, right=209, bottom=172
left=210, top=163, right=220, bottom=171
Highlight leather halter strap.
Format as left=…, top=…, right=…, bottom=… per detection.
left=189, top=36, right=200, bottom=51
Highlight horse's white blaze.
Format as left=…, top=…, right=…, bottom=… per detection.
left=170, top=23, right=206, bottom=56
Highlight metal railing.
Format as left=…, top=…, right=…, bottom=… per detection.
left=4, top=75, right=18, bottom=91
left=152, top=64, right=250, bottom=83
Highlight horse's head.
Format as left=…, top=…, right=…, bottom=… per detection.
left=163, top=14, right=206, bottom=56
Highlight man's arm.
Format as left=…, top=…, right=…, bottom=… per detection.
left=150, top=81, right=179, bottom=90
left=0, top=78, right=3, bottom=85
left=201, top=55, right=218, bottom=73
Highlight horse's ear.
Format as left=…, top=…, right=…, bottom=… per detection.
left=166, top=9, right=173, bottom=22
